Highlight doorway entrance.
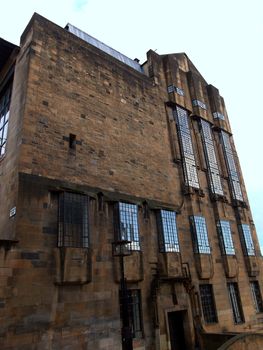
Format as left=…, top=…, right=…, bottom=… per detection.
left=168, top=311, right=187, bottom=350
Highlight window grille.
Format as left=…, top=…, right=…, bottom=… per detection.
left=0, top=86, right=11, bottom=157
left=250, top=281, right=263, bottom=313
left=192, top=99, right=207, bottom=110
left=58, top=192, right=89, bottom=248
left=115, top=202, right=140, bottom=251
left=227, top=282, right=244, bottom=324
left=190, top=216, right=211, bottom=254
left=239, top=224, right=255, bottom=256
left=200, top=119, right=224, bottom=195
left=221, top=131, right=243, bottom=201
left=217, top=220, right=235, bottom=255
left=173, top=106, right=200, bottom=189
left=199, top=284, right=218, bottom=323
left=119, top=289, right=143, bottom=338
left=157, top=210, right=180, bottom=252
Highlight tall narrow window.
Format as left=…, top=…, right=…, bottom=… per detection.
left=250, top=281, right=263, bottom=313
left=157, top=210, right=180, bottom=252
left=221, top=131, right=243, bottom=201
left=115, top=202, right=140, bottom=251
left=0, top=86, right=11, bottom=157
left=58, top=192, right=89, bottom=248
left=200, top=119, right=223, bottom=196
left=227, top=282, right=244, bottom=324
left=199, top=284, right=218, bottom=323
left=190, top=216, right=211, bottom=254
left=239, top=224, right=255, bottom=256
left=173, top=106, right=200, bottom=189
left=217, top=220, right=235, bottom=255
left=119, top=289, right=143, bottom=338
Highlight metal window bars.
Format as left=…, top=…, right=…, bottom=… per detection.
left=58, top=192, right=89, bottom=248
left=227, top=282, right=244, bottom=324
left=199, top=284, right=218, bottom=323
left=250, top=281, right=263, bottom=313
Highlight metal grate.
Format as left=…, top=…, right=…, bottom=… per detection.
left=58, top=192, right=89, bottom=248
left=239, top=224, right=255, bottom=256
left=158, top=210, right=180, bottom=252
left=250, top=281, right=263, bottom=313
left=0, top=86, right=11, bottom=156
left=199, top=284, right=218, bottom=323
left=200, top=119, right=224, bottom=195
left=119, top=289, right=143, bottom=339
left=118, top=202, right=140, bottom=251
left=227, top=282, right=244, bottom=324
left=217, top=220, right=235, bottom=255
left=221, top=131, right=243, bottom=201
left=174, top=106, right=200, bottom=189
left=190, top=216, right=211, bottom=254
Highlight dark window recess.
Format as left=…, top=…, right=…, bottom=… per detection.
left=119, top=289, right=143, bottom=338
left=227, top=282, right=244, bottom=324
left=0, top=85, right=11, bottom=157
left=190, top=216, right=211, bottom=254
left=114, top=202, right=140, bottom=251
left=69, top=133, right=76, bottom=150
left=157, top=210, right=180, bottom=252
left=199, top=284, right=218, bottom=323
left=58, top=192, right=89, bottom=248
left=250, top=281, right=263, bottom=313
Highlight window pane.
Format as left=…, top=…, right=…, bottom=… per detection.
left=221, top=131, right=243, bottom=201
left=58, top=192, right=89, bottom=248
left=190, top=216, right=211, bottom=254
left=119, top=202, right=140, bottom=251
left=200, top=119, right=223, bottom=196
left=199, top=284, right=218, bottom=323
left=217, top=220, right=235, bottom=255
left=174, top=106, right=200, bottom=189
left=250, top=281, right=263, bottom=313
left=227, top=283, right=244, bottom=324
left=239, top=224, right=255, bottom=256
left=159, top=210, right=179, bottom=252
left=0, top=88, right=11, bottom=157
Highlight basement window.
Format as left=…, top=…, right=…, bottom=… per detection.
left=58, top=192, right=89, bottom=248
left=199, top=284, right=218, bottom=323
left=250, top=281, right=263, bottom=313
left=227, top=282, right=244, bottom=324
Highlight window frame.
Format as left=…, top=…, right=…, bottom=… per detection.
left=250, top=281, right=263, bottom=313
left=157, top=209, right=180, bottom=253
left=199, top=284, right=218, bottom=324
left=227, top=282, right=244, bottom=324
left=0, top=85, right=12, bottom=157
left=114, top=202, right=141, bottom=251
left=58, top=191, right=89, bottom=248
left=239, top=224, right=255, bottom=256
left=217, top=220, right=235, bottom=256
left=190, top=216, right=211, bottom=254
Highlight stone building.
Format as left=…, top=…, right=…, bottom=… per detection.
left=0, top=13, right=263, bottom=350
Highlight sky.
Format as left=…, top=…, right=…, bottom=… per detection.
left=1, top=0, right=262, bottom=248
